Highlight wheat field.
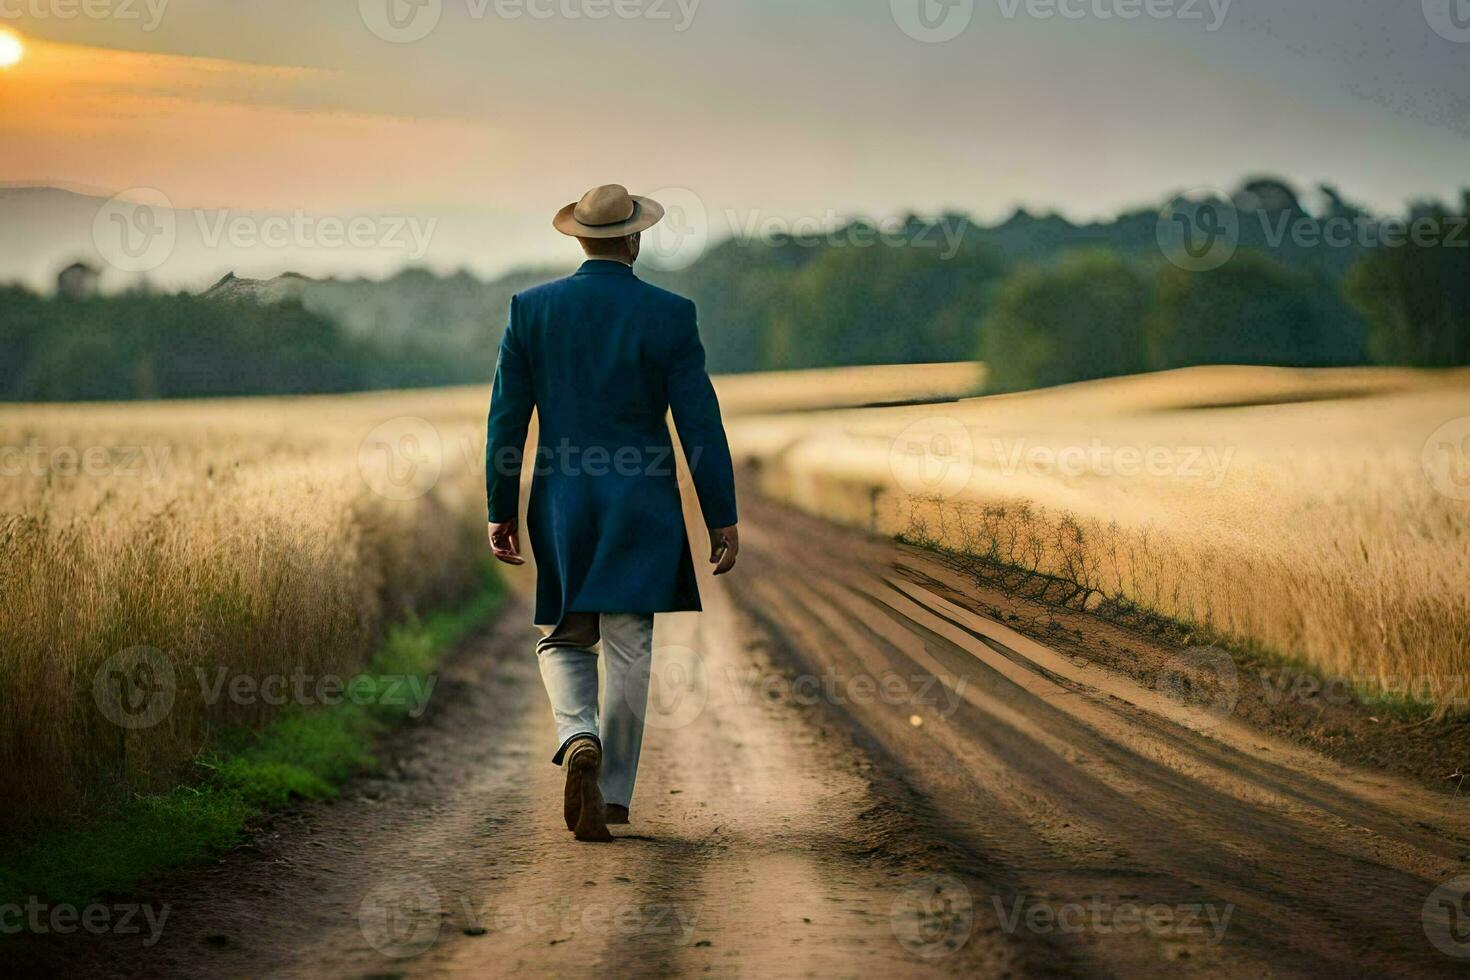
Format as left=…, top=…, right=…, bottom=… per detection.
left=0, top=388, right=500, bottom=822
left=0, top=364, right=979, bottom=824
left=731, top=365, right=1470, bottom=715
left=6, top=361, right=1464, bottom=825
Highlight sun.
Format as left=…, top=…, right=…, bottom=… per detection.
left=0, top=30, right=24, bottom=69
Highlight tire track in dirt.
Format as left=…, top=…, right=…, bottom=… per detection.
left=728, top=496, right=1470, bottom=978
left=33, top=493, right=1470, bottom=978
left=41, top=539, right=1059, bottom=977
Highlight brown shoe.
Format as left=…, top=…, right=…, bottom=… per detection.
left=564, top=738, right=613, bottom=843
left=605, top=804, right=629, bottom=825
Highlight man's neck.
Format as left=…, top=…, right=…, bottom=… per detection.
left=584, top=254, right=633, bottom=267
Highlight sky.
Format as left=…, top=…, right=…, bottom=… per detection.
left=1, top=0, right=1467, bottom=285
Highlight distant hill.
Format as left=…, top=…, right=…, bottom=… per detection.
left=0, top=187, right=114, bottom=290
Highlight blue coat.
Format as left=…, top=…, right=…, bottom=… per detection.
left=485, top=260, right=738, bottom=625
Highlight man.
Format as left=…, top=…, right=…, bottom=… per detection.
left=485, top=184, right=739, bottom=843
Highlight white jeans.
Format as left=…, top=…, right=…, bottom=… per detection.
left=536, top=612, right=655, bottom=809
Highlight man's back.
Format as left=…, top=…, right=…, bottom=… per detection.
left=485, top=258, right=737, bottom=626
left=513, top=260, right=697, bottom=448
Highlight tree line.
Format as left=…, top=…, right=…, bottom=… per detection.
left=1, top=178, right=1465, bottom=401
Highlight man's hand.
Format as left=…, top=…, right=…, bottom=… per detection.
left=708, top=524, right=739, bottom=576
left=488, top=519, right=525, bottom=566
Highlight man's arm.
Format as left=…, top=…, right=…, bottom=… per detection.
left=485, top=295, right=533, bottom=565
left=667, top=300, right=739, bottom=574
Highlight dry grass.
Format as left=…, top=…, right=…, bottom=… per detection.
left=0, top=388, right=494, bottom=823
left=731, top=365, right=1470, bottom=716
left=0, top=363, right=974, bottom=825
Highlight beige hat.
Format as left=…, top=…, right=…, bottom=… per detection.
left=553, top=184, right=665, bottom=238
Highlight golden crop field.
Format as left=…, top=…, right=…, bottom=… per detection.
left=0, top=363, right=976, bottom=823
left=7, top=360, right=1462, bottom=825
left=731, top=365, right=1470, bottom=715
left=0, top=388, right=495, bottom=820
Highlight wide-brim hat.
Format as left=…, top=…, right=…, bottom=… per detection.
left=553, top=183, right=665, bottom=238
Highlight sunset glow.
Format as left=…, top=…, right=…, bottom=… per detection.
left=0, top=30, right=23, bottom=68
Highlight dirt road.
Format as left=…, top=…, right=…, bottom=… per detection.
left=41, top=496, right=1470, bottom=978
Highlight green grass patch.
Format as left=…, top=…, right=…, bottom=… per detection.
left=0, top=568, right=504, bottom=914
